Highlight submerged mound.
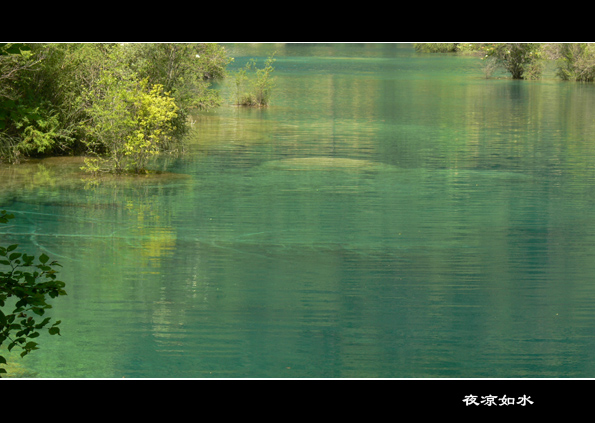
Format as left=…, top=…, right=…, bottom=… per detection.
left=260, top=157, right=398, bottom=172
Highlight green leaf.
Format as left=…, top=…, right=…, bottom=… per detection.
left=7, top=244, right=18, bottom=252
left=24, top=341, right=38, bottom=350
left=48, top=327, right=61, bottom=336
left=0, top=356, right=6, bottom=365
left=35, top=317, right=51, bottom=329
left=39, top=253, right=49, bottom=264
left=31, top=307, right=45, bottom=316
left=9, top=252, right=22, bottom=261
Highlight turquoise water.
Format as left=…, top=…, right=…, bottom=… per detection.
left=3, top=43, right=595, bottom=378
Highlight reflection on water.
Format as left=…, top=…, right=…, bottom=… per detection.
left=3, top=44, right=595, bottom=378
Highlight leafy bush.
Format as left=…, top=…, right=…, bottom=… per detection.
left=0, top=210, right=66, bottom=377
left=481, top=43, right=543, bottom=79
left=414, top=43, right=459, bottom=53
left=231, top=55, right=276, bottom=107
left=416, top=43, right=546, bottom=80
left=122, top=43, right=230, bottom=139
left=82, top=62, right=179, bottom=174
left=1, top=43, right=49, bottom=162
left=555, top=43, right=595, bottom=82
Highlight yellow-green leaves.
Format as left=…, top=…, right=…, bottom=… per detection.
left=84, top=72, right=178, bottom=173
left=122, top=81, right=178, bottom=172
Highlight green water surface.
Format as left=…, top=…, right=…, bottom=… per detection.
left=2, top=43, right=595, bottom=378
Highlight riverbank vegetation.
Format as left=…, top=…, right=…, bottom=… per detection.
left=415, top=43, right=595, bottom=81
left=0, top=43, right=232, bottom=172
left=3, top=43, right=595, bottom=171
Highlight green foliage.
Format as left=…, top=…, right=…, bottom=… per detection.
left=122, top=43, right=229, bottom=92
left=414, top=43, right=459, bottom=53
left=418, top=43, right=548, bottom=80
left=24, top=44, right=119, bottom=154
left=0, top=210, right=66, bottom=377
left=82, top=68, right=179, bottom=174
left=1, top=43, right=231, bottom=168
left=1, top=44, right=47, bottom=162
left=554, top=43, right=595, bottom=82
left=1, top=43, right=117, bottom=161
left=448, top=43, right=543, bottom=79
left=231, top=55, right=276, bottom=107
left=13, top=104, right=61, bottom=154
left=122, top=43, right=231, bottom=139
left=481, top=43, right=543, bottom=79
left=0, top=44, right=31, bottom=56
left=437, top=43, right=541, bottom=79
left=231, top=65, right=249, bottom=106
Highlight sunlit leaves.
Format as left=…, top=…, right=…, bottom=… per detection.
left=83, top=67, right=178, bottom=174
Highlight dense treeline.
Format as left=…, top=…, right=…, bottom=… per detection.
left=414, top=42, right=595, bottom=82
left=0, top=43, right=231, bottom=172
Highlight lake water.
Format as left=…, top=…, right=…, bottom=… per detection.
left=3, top=43, right=595, bottom=378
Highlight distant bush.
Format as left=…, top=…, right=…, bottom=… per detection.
left=417, top=42, right=545, bottom=80
left=231, top=55, right=276, bottom=107
left=414, top=43, right=459, bottom=53
left=491, top=44, right=542, bottom=79
left=470, top=43, right=543, bottom=79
